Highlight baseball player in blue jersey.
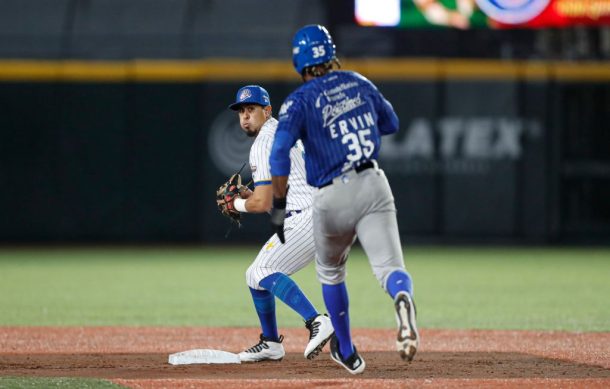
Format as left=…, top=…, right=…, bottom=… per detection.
left=269, top=25, right=419, bottom=374
left=226, top=85, right=334, bottom=362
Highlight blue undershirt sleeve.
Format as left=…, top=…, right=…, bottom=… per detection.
left=377, top=95, right=399, bottom=136
left=270, top=130, right=296, bottom=176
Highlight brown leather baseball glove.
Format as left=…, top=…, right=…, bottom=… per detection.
left=216, top=172, right=249, bottom=225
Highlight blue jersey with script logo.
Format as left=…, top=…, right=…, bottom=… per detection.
left=270, top=70, right=399, bottom=188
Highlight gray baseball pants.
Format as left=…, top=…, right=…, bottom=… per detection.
left=313, top=163, right=406, bottom=292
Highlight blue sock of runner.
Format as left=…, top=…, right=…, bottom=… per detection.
left=259, top=272, right=318, bottom=322
left=248, top=287, right=279, bottom=341
left=386, top=270, right=413, bottom=299
left=322, top=282, right=354, bottom=359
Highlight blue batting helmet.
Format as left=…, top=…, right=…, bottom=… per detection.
left=292, top=24, right=336, bottom=75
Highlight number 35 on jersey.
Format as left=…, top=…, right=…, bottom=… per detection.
left=327, top=111, right=377, bottom=170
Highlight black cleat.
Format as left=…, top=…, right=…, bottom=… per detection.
left=329, top=335, right=365, bottom=374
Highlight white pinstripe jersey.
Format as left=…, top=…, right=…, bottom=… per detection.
left=250, top=117, right=313, bottom=212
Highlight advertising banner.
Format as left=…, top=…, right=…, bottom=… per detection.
left=355, top=0, right=610, bottom=28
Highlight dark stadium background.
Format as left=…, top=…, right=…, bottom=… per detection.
left=0, top=0, right=608, bottom=245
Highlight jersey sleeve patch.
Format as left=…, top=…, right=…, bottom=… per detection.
left=279, top=100, right=294, bottom=119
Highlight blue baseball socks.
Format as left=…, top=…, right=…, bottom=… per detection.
left=386, top=269, right=413, bottom=299
left=322, top=270, right=414, bottom=360
left=259, top=272, right=318, bottom=321
left=248, top=287, right=279, bottom=341
left=322, top=282, right=354, bottom=359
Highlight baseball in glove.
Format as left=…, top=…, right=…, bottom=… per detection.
left=216, top=171, right=250, bottom=225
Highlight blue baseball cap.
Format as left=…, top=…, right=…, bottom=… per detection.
left=228, top=85, right=271, bottom=110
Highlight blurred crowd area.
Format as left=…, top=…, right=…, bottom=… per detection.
left=0, top=0, right=608, bottom=60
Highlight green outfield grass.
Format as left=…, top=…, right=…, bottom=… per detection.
left=0, top=246, right=608, bottom=331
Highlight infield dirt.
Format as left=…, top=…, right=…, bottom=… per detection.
left=1, top=327, right=609, bottom=388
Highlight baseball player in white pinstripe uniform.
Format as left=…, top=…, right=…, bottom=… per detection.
left=227, top=85, right=334, bottom=362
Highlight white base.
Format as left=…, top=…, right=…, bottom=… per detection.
left=168, top=349, right=241, bottom=365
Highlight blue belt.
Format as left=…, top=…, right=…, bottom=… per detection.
left=286, top=210, right=302, bottom=218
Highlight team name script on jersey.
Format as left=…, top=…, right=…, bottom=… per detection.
left=318, top=81, right=365, bottom=128
left=328, top=111, right=375, bottom=139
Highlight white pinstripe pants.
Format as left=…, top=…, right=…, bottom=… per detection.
left=246, top=208, right=316, bottom=290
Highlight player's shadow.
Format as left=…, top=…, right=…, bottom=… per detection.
left=0, top=352, right=608, bottom=380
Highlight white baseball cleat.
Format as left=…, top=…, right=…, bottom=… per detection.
left=394, top=291, right=419, bottom=361
left=238, top=334, right=285, bottom=362
left=304, top=314, right=334, bottom=359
